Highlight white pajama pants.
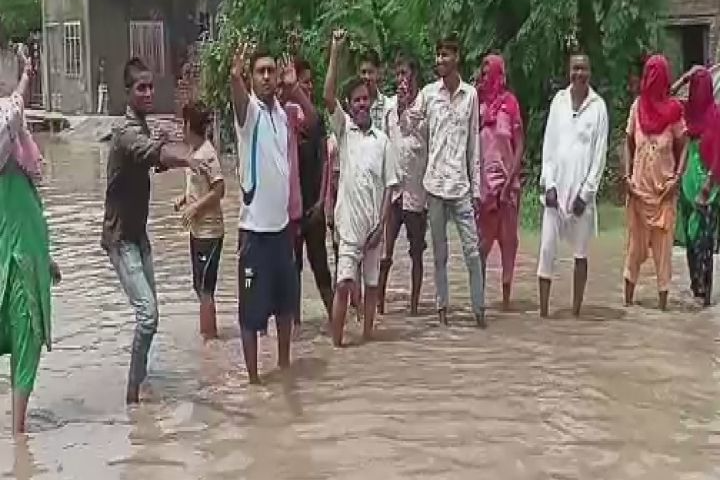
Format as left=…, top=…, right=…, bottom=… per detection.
left=537, top=207, right=594, bottom=279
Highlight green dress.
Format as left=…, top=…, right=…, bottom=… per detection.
left=0, top=161, right=52, bottom=393
left=676, top=141, right=719, bottom=246
left=675, top=140, right=719, bottom=302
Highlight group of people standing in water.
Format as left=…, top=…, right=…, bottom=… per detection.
left=1, top=29, right=720, bottom=434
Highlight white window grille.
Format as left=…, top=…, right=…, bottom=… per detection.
left=129, top=21, right=165, bottom=76
left=63, top=21, right=82, bottom=78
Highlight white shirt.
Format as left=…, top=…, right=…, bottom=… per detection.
left=330, top=100, right=399, bottom=246
left=540, top=86, right=609, bottom=216
left=412, top=79, right=480, bottom=200
left=234, top=95, right=290, bottom=232
left=384, top=94, right=428, bottom=212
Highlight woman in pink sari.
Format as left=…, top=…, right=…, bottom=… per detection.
left=474, top=54, right=524, bottom=309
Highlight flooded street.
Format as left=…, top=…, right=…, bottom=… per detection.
left=2, top=138, right=720, bottom=479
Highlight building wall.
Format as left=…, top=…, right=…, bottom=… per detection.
left=42, top=0, right=92, bottom=113
left=86, top=0, right=219, bottom=115
left=666, top=0, right=720, bottom=69
left=87, top=0, right=129, bottom=115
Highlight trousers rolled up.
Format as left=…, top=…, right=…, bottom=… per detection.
left=108, top=235, right=159, bottom=388
left=427, top=194, right=485, bottom=314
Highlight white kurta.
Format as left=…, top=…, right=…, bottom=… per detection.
left=537, top=86, right=609, bottom=278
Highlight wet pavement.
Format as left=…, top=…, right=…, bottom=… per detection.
left=1, top=138, right=720, bottom=479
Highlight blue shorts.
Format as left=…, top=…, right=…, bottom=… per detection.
left=237, top=228, right=298, bottom=333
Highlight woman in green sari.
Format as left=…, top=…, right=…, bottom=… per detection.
left=0, top=46, right=59, bottom=434
left=674, top=66, right=720, bottom=306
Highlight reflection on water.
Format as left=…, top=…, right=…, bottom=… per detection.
left=1, top=137, right=720, bottom=479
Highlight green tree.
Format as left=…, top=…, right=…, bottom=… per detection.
left=0, top=0, right=41, bottom=43
left=203, top=0, right=667, bottom=223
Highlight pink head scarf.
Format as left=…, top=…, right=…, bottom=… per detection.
left=475, top=54, right=522, bottom=131
left=684, top=67, right=720, bottom=179
left=637, top=54, right=683, bottom=135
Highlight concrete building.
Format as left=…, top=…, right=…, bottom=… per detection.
left=666, top=0, right=720, bottom=76
left=41, top=0, right=219, bottom=115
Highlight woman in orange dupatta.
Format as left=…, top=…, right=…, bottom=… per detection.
left=623, top=55, right=688, bottom=310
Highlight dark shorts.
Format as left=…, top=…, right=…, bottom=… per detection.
left=238, top=227, right=298, bottom=333
left=190, top=236, right=223, bottom=297
left=387, top=199, right=427, bottom=258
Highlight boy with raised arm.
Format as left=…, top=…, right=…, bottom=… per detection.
left=231, top=42, right=315, bottom=383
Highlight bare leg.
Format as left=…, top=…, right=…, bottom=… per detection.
left=363, top=286, right=379, bottom=341
left=199, top=295, right=218, bottom=340
left=331, top=281, right=352, bottom=347
left=377, top=259, right=393, bottom=315
left=502, top=283, right=511, bottom=311
left=276, top=316, right=292, bottom=369
left=624, top=278, right=635, bottom=306
left=410, top=256, right=423, bottom=316
left=438, top=308, right=448, bottom=326
left=572, top=258, right=588, bottom=317
left=240, top=328, right=260, bottom=384
left=319, top=286, right=334, bottom=320
left=12, top=390, right=29, bottom=435
left=658, top=290, right=669, bottom=311
left=539, top=277, right=551, bottom=318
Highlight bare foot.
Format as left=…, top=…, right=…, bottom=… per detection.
left=126, top=384, right=140, bottom=405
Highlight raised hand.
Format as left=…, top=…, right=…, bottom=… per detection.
left=231, top=40, right=255, bottom=80
left=279, top=53, right=297, bottom=87
left=332, top=29, right=347, bottom=49
left=16, top=43, right=31, bottom=76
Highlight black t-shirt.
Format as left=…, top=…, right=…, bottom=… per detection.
left=297, top=118, right=327, bottom=211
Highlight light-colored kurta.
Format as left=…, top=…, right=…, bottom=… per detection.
left=330, top=100, right=399, bottom=247
left=537, top=86, right=609, bottom=279
left=540, top=86, right=609, bottom=220
left=384, top=94, right=428, bottom=213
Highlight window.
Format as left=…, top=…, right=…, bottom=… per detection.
left=63, top=21, right=82, bottom=78
left=129, top=21, right=165, bottom=76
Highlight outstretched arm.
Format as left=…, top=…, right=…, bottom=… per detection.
left=324, top=29, right=346, bottom=114
left=231, top=42, right=254, bottom=128
left=280, top=55, right=318, bottom=129
left=14, top=45, right=32, bottom=99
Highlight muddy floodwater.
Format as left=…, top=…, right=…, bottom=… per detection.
left=2, top=138, right=720, bottom=479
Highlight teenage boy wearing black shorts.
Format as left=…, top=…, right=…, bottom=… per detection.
left=174, top=101, right=225, bottom=340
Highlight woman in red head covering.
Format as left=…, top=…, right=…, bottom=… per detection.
left=675, top=66, right=720, bottom=305
left=623, top=54, right=688, bottom=310
left=473, top=54, right=524, bottom=310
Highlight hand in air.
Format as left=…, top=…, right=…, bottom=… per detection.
left=332, top=29, right=347, bottom=48
left=231, top=40, right=255, bottom=80
left=279, top=53, right=297, bottom=87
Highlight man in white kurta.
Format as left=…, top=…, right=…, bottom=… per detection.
left=537, top=54, right=608, bottom=318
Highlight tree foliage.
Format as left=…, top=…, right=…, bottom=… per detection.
left=0, top=0, right=41, bottom=43
left=203, top=0, right=668, bottom=214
